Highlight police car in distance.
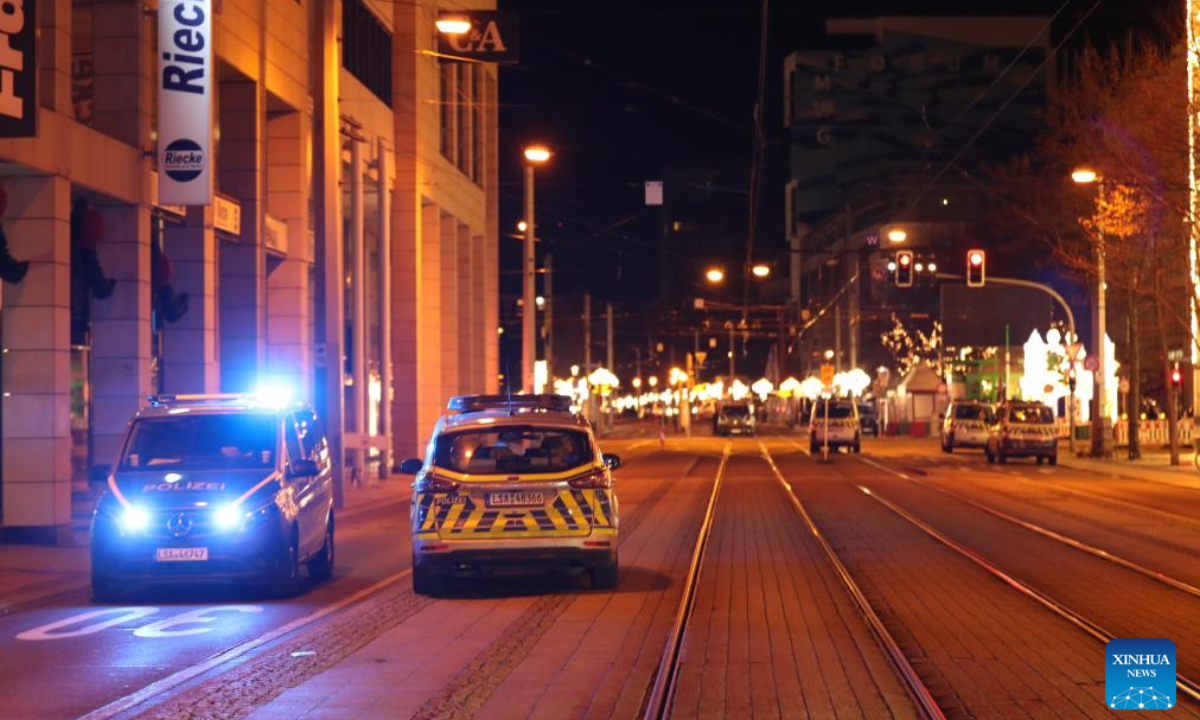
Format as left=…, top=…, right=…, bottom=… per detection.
left=810, top=397, right=861, bottom=453
left=401, top=394, right=620, bottom=594
left=90, top=392, right=335, bottom=601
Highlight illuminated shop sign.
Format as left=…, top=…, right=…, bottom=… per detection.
left=436, top=11, right=519, bottom=64
left=0, top=0, right=36, bottom=137
left=158, top=0, right=212, bottom=205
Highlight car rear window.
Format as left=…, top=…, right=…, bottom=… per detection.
left=1008, top=406, right=1054, bottom=424
left=120, top=414, right=277, bottom=470
left=721, top=405, right=750, bottom=418
left=954, top=405, right=988, bottom=420
left=433, top=426, right=594, bottom=474
left=816, top=403, right=855, bottom=419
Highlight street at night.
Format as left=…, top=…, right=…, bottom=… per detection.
left=5, top=0, right=1200, bottom=716
left=2, top=430, right=1200, bottom=718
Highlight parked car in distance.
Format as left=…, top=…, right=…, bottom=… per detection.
left=810, top=398, right=861, bottom=454
left=940, top=400, right=995, bottom=452
left=714, top=401, right=756, bottom=437
left=857, top=402, right=880, bottom=437
left=986, top=401, right=1058, bottom=465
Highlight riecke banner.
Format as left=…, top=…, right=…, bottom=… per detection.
left=158, top=0, right=212, bottom=205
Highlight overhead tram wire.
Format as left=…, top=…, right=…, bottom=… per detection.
left=742, top=0, right=770, bottom=320
left=895, top=0, right=1107, bottom=217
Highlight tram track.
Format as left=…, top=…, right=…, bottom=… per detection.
left=840, top=454, right=1200, bottom=706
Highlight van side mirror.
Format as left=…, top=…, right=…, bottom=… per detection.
left=602, top=454, right=621, bottom=471
left=399, top=458, right=424, bottom=475
left=287, top=459, right=320, bottom=479
left=89, top=464, right=112, bottom=486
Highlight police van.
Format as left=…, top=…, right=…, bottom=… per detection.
left=89, top=392, right=335, bottom=601
left=402, top=394, right=620, bottom=594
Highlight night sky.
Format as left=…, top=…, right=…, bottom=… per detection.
left=496, top=0, right=1177, bottom=377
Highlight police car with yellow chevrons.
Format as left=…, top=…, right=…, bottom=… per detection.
left=401, top=394, right=620, bottom=594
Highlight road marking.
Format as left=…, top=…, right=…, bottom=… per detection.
left=132, top=606, right=263, bottom=638
left=79, top=568, right=412, bottom=720
left=17, top=607, right=160, bottom=641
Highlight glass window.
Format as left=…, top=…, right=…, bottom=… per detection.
left=954, top=404, right=987, bottom=420
left=120, top=414, right=277, bottom=471
left=721, top=405, right=750, bottom=418
left=1008, top=406, right=1054, bottom=424
left=433, top=426, right=594, bottom=474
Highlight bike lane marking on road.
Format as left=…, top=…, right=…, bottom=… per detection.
left=16, top=607, right=161, bottom=641
left=78, top=567, right=412, bottom=720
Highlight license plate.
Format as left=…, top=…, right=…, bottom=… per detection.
left=156, top=547, right=208, bottom=562
left=486, top=492, right=544, bottom=508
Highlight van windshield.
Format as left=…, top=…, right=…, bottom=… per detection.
left=120, top=414, right=277, bottom=471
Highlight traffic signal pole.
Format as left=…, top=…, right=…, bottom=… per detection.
left=939, top=272, right=1078, bottom=455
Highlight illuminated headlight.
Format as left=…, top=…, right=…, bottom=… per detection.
left=120, top=506, right=149, bottom=533
left=214, top=504, right=244, bottom=531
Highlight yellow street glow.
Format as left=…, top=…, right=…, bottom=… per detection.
left=435, top=16, right=472, bottom=35
left=705, top=267, right=725, bottom=284
left=524, top=146, right=552, bottom=163
left=887, top=229, right=907, bottom=243
left=1071, top=167, right=1098, bottom=184
left=751, top=264, right=770, bottom=278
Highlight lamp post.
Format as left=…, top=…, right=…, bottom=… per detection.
left=522, top=145, right=551, bottom=392
left=1072, top=167, right=1109, bottom=457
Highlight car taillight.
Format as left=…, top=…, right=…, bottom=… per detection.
left=415, top=473, right=459, bottom=493
left=568, top=470, right=612, bottom=490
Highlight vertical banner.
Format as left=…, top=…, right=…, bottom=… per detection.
left=158, top=0, right=212, bottom=205
left=0, top=0, right=36, bottom=137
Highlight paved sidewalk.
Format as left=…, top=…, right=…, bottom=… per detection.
left=1060, top=451, right=1200, bottom=491
left=0, top=475, right=411, bottom=613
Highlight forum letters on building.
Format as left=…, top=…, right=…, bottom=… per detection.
left=158, top=0, right=212, bottom=205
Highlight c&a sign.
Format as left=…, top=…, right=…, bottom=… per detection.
left=0, top=0, right=35, bottom=137
left=436, top=11, right=518, bottom=64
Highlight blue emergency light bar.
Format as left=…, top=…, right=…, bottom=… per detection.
left=447, top=394, right=574, bottom=414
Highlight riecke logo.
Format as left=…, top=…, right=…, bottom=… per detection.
left=1106, top=639, right=1176, bottom=710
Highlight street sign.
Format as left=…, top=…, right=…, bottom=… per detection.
left=1119, top=378, right=1130, bottom=394
left=1168, top=349, right=1185, bottom=362
left=694, top=351, right=707, bottom=366
left=644, top=181, right=663, bottom=206
left=820, top=363, right=835, bottom=388
left=1066, top=342, right=1083, bottom=362
left=1083, top=355, right=1099, bottom=372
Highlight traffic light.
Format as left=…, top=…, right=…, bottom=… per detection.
left=894, top=250, right=913, bottom=287
left=1171, top=363, right=1183, bottom=386
left=1067, top=367, right=1077, bottom=393
left=967, top=249, right=986, bottom=287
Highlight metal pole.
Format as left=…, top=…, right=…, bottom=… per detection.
left=544, top=253, right=554, bottom=382
left=834, top=301, right=843, bottom=372
left=848, top=253, right=859, bottom=371
left=350, top=136, right=366, bottom=486
left=583, top=292, right=592, bottom=369
left=523, top=163, right=536, bottom=393
left=606, top=302, right=614, bottom=369
left=728, top=324, right=735, bottom=380
left=376, top=138, right=392, bottom=478
left=1094, top=230, right=1108, bottom=457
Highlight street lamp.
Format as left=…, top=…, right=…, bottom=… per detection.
left=517, top=220, right=527, bottom=233
left=1071, top=166, right=1109, bottom=457
left=705, top=267, right=725, bottom=284
left=751, top=263, right=771, bottom=278
left=887, top=228, right=907, bottom=243
left=435, top=14, right=472, bottom=35
left=522, top=144, right=551, bottom=392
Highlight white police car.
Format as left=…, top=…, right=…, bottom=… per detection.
left=89, top=393, right=335, bottom=600
left=402, top=394, right=620, bottom=594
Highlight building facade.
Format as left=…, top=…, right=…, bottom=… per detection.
left=0, top=0, right=498, bottom=542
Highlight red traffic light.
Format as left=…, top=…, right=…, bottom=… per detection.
left=967, top=248, right=986, bottom=287
left=1171, top=363, right=1183, bottom=385
left=894, top=250, right=914, bottom=287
